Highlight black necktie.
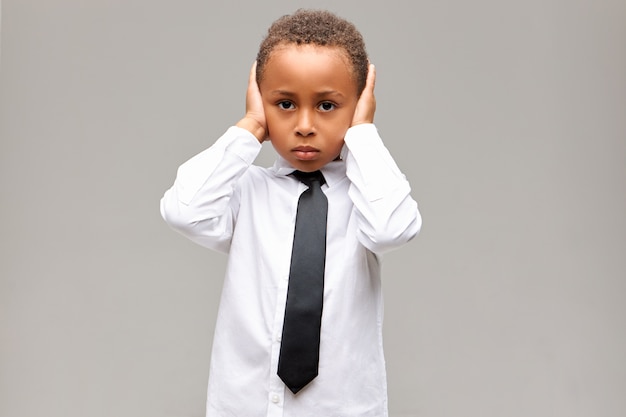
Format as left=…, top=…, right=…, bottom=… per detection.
left=277, top=170, right=328, bottom=394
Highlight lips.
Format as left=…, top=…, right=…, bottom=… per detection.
left=292, top=146, right=320, bottom=160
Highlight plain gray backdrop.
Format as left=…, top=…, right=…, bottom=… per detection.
left=1, top=1, right=625, bottom=416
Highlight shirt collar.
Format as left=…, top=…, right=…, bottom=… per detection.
left=269, top=154, right=346, bottom=188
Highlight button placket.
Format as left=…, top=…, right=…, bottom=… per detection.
left=265, top=183, right=302, bottom=417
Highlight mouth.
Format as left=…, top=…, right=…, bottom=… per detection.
left=292, top=146, right=320, bottom=161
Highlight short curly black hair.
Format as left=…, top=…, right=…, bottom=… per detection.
left=256, top=9, right=369, bottom=95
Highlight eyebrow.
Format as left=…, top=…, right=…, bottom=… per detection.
left=269, top=90, right=346, bottom=99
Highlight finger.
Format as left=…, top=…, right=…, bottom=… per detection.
left=365, top=63, right=376, bottom=93
left=250, top=61, right=257, bottom=83
left=248, top=61, right=259, bottom=92
left=245, top=61, right=263, bottom=113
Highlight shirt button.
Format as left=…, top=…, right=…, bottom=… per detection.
left=271, top=394, right=280, bottom=403
left=276, top=334, right=282, bottom=342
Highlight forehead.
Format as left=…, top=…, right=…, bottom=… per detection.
left=261, top=44, right=357, bottom=94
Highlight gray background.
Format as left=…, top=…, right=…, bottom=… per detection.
left=1, top=0, right=625, bottom=416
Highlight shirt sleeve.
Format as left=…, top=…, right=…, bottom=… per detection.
left=160, top=126, right=262, bottom=253
left=341, top=123, right=422, bottom=254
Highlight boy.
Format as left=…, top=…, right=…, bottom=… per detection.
left=161, top=9, right=421, bottom=417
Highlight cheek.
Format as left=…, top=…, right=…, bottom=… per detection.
left=324, top=111, right=353, bottom=136
left=331, top=103, right=357, bottom=126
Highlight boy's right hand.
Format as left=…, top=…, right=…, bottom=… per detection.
left=236, top=61, right=267, bottom=143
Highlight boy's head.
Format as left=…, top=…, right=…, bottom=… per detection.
left=256, top=9, right=369, bottom=96
left=255, top=10, right=370, bottom=172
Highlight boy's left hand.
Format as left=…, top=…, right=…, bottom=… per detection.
left=351, top=64, right=376, bottom=126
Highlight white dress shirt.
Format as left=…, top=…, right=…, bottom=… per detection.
left=160, top=123, right=421, bottom=417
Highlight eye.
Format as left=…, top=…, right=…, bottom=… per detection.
left=278, top=101, right=295, bottom=110
left=318, top=102, right=336, bottom=112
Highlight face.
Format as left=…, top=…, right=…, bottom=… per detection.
left=259, top=44, right=359, bottom=172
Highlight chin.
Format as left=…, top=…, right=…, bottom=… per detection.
left=289, top=160, right=316, bottom=171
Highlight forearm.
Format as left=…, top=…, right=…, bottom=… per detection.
left=342, top=124, right=421, bottom=253
left=160, top=126, right=262, bottom=250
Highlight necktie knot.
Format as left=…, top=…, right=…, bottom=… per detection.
left=291, top=170, right=326, bottom=187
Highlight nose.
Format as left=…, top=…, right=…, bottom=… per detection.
left=295, top=108, right=316, bottom=137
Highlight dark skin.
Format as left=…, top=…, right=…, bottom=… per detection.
left=236, top=43, right=376, bottom=172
